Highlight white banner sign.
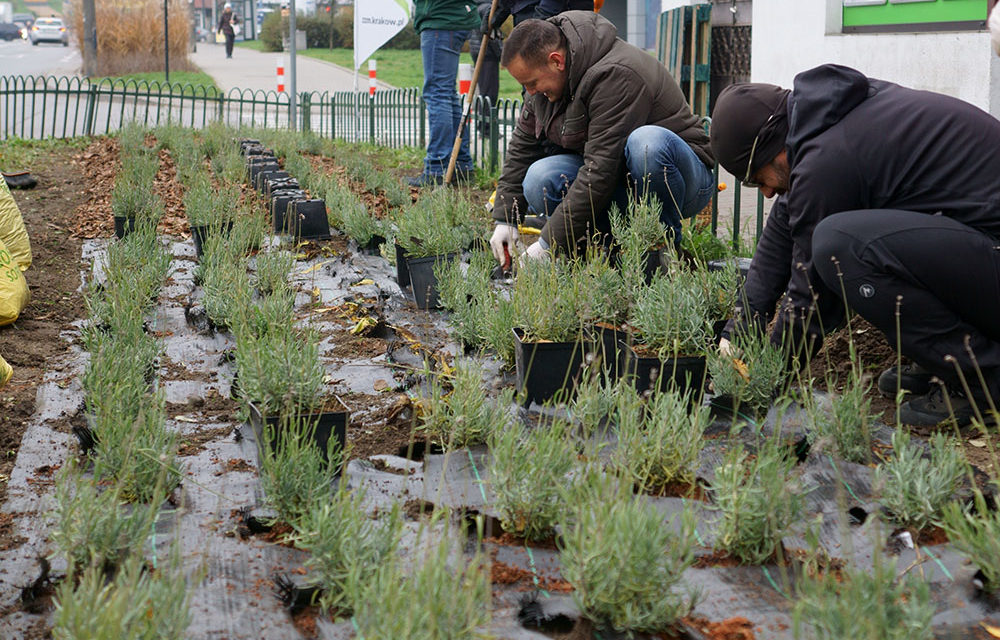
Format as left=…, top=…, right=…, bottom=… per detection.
left=353, top=0, right=410, bottom=71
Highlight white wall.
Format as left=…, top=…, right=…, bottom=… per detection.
left=753, top=0, right=1000, bottom=117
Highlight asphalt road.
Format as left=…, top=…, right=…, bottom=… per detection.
left=0, top=37, right=80, bottom=77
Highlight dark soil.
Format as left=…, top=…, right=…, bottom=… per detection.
left=809, top=315, right=999, bottom=477
left=0, top=143, right=91, bottom=547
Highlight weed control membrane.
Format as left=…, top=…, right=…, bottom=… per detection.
left=1, top=226, right=998, bottom=639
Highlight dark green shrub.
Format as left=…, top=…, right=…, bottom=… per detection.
left=259, top=11, right=283, bottom=52
left=297, top=14, right=339, bottom=49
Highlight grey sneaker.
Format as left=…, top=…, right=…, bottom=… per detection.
left=899, top=386, right=977, bottom=427
left=877, top=363, right=934, bottom=398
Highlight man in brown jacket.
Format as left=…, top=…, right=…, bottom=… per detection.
left=489, top=11, right=714, bottom=265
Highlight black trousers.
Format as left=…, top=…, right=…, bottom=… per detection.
left=812, top=209, right=1000, bottom=401
left=224, top=33, right=235, bottom=58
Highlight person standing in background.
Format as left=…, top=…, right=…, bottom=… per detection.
left=217, top=2, right=240, bottom=60
left=474, top=0, right=597, bottom=133
left=407, top=0, right=479, bottom=187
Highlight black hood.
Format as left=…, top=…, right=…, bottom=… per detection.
left=786, top=64, right=872, bottom=166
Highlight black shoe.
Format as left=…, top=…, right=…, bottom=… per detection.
left=899, top=386, right=978, bottom=427
left=877, top=363, right=934, bottom=398
left=2, top=171, right=37, bottom=189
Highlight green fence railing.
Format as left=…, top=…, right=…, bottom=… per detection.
left=1, top=75, right=766, bottom=245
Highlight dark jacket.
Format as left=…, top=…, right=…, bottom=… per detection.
left=414, top=0, right=478, bottom=33
left=493, top=11, right=713, bottom=253
left=217, top=9, right=238, bottom=36
left=737, top=64, right=1000, bottom=348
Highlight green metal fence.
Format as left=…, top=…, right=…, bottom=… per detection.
left=1, top=74, right=765, bottom=246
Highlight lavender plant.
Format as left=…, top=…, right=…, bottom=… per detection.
left=258, top=414, right=344, bottom=526
left=293, top=488, right=403, bottom=615
left=352, top=531, right=490, bottom=639
left=418, top=361, right=514, bottom=450
left=560, top=476, right=698, bottom=634
left=876, top=429, right=966, bottom=531
left=488, top=420, right=576, bottom=541
left=612, top=386, right=709, bottom=493
left=712, top=440, right=804, bottom=564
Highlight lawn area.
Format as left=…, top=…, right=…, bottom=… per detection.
left=89, top=71, right=221, bottom=94
left=237, top=42, right=523, bottom=100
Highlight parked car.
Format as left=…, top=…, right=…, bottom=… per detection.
left=0, top=22, right=21, bottom=40
left=13, top=20, right=27, bottom=39
left=195, top=26, right=210, bottom=42
left=29, top=17, right=67, bottom=46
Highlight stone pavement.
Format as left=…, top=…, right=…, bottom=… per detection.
left=188, top=40, right=394, bottom=95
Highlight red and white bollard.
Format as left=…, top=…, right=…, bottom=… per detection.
left=368, top=60, right=377, bottom=98
left=458, top=63, right=472, bottom=96
left=276, top=57, right=285, bottom=93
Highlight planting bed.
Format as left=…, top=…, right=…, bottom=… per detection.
left=0, top=132, right=999, bottom=640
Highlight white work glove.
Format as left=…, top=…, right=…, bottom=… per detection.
left=718, top=337, right=734, bottom=357
left=489, top=223, right=519, bottom=266
left=517, top=240, right=550, bottom=271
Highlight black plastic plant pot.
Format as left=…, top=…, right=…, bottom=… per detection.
left=285, top=199, right=331, bottom=240
left=359, top=234, right=387, bottom=256
left=247, top=160, right=279, bottom=184
left=513, top=327, right=587, bottom=407
left=255, top=169, right=288, bottom=192
left=395, top=242, right=410, bottom=289
left=113, top=215, right=136, bottom=239
left=271, top=190, right=307, bottom=233
left=264, top=177, right=299, bottom=198
left=586, top=324, right=628, bottom=384
left=238, top=138, right=261, bottom=154
left=247, top=399, right=349, bottom=467
left=407, top=253, right=456, bottom=309
left=190, top=221, right=234, bottom=258
left=708, top=257, right=753, bottom=282
left=712, top=319, right=729, bottom=345
left=641, top=246, right=672, bottom=284
left=620, top=341, right=707, bottom=399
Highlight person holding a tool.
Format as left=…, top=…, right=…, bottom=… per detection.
left=407, top=0, right=479, bottom=188
left=488, top=12, right=715, bottom=266
left=709, top=64, right=1000, bottom=428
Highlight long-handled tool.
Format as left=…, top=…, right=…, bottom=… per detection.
left=442, top=0, right=500, bottom=187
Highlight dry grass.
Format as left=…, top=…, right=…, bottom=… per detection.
left=67, top=0, right=194, bottom=76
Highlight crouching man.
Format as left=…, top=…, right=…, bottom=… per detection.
left=489, top=11, right=715, bottom=265
left=709, top=64, right=1000, bottom=427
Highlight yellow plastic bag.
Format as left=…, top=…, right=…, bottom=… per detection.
left=0, top=353, right=11, bottom=388
left=0, top=237, right=29, bottom=326
left=0, top=178, right=32, bottom=271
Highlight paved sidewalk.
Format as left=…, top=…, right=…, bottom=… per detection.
left=188, top=40, right=395, bottom=94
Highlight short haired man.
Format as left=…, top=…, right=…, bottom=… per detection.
left=710, top=63, right=1000, bottom=427
left=489, top=12, right=715, bottom=263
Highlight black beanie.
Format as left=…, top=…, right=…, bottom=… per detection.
left=710, top=83, right=791, bottom=182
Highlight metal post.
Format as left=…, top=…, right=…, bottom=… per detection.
left=164, top=0, right=170, bottom=83
left=732, top=181, right=742, bottom=250
left=288, top=0, right=297, bottom=130
left=368, top=93, right=375, bottom=143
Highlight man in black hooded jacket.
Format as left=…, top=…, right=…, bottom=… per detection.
left=709, top=63, right=1000, bottom=427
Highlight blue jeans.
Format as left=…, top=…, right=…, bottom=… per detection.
left=420, top=29, right=472, bottom=176
left=522, top=125, right=715, bottom=243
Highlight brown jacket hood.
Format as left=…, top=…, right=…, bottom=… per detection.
left=494, top=11, right=713, bottom=253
